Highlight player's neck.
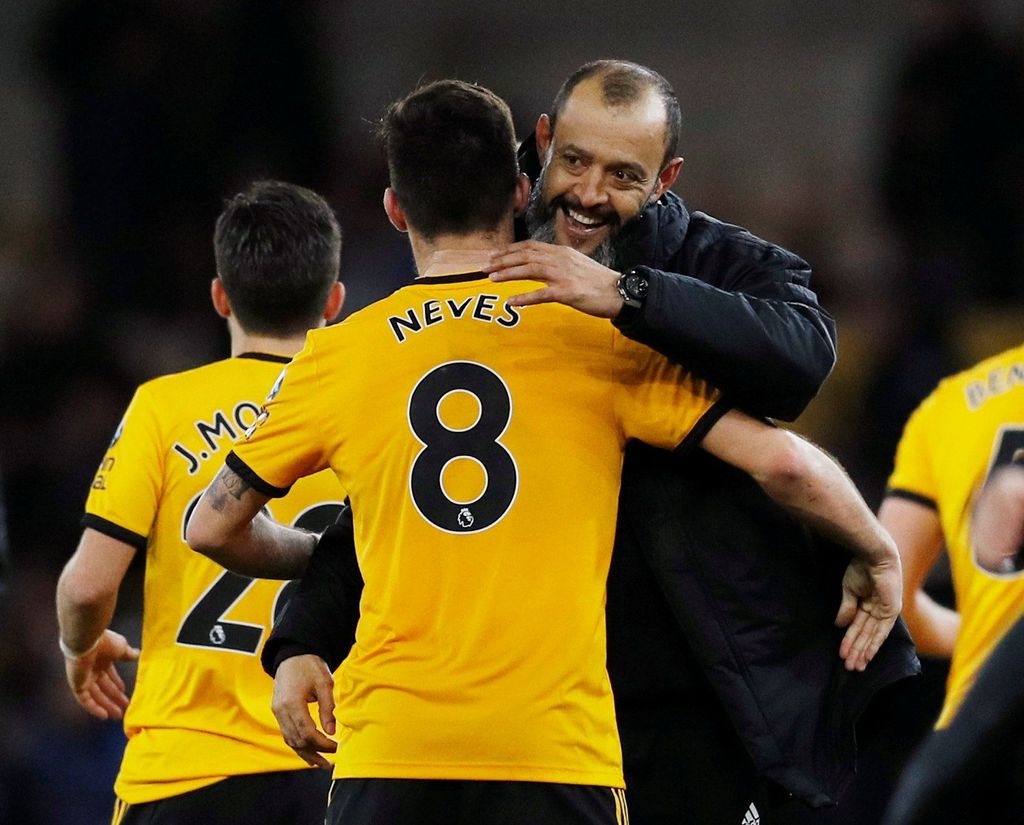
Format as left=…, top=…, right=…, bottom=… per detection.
left=418, top=249, right=496, bottom=278
left=411, top=226, right=513, bottom=279
left=229, top=330, right=310, bottom=359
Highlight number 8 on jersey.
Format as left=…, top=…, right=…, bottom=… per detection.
left=407, top=361, right=518, bottom=533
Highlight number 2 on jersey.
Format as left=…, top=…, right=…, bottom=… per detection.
left=177, top=501, right=343, bottom=653
left=408, top=361, right=518, bottom=533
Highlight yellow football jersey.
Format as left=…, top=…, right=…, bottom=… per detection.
left=84, top=353, right=345, bottom=804
left=887, top=343, right=1024, bottom=728
left=230, top=272, right=725, bottom=788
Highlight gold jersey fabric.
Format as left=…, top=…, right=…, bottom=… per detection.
left=84, top=353, right=345, bottom=804
left=230, top=272, right=725, bottom=788
left=887, top=343, right=1024, bottom=728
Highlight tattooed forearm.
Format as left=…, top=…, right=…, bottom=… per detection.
left=208, top=466, right=252, bottom=512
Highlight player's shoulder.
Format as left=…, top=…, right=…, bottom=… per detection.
left=918, top=344, right=1024, bottom=418
left=962, top=344, right=1024, bottom=379
left=935, top=344, right=1024, bottom=394
left=135, top=356, right=292, bottom=412
left=136, top=356, right=240, bottom=396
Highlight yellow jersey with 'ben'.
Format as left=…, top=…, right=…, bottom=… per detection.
left=229, top=272, right=726, bottom=788
left=887, top=343, right=1024, bottom=728
left=83, top=353, right=345, bottom=804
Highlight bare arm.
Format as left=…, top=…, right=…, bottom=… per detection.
left=877, top=496, right=956, bottom=657
left=700, top=410, right=902, bottom=671
left=186, top=464, right=316, bottom=579
left=56, top=528, right=140, bottom=719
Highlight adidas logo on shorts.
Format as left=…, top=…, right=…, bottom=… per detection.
left=740, top=802, right=760, bottom=825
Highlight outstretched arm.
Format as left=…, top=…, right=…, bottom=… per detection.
left=186, top=463, right=315, bottom=579
left=486, top=212, right=836, bottom=421
left=700, top=410, right=902, bottom=671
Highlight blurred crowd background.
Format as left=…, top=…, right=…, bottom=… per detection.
left=2, top=1, right=1023, bottom=822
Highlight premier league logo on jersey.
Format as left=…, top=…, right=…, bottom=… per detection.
left=457, top=508, right=475, bottom=529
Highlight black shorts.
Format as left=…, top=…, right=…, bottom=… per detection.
left=112, top=768, right=331, bottom=825
left=325, top=778, right=627, bottom=825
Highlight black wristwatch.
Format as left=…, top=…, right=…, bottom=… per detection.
left=616, top=268, right=649, bottom=310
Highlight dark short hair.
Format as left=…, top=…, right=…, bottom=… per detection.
left=380, top=80, right=519, bottom=240
left=550, top=60, right=681, bottom=169
left=213, top=180, right=341, bottom=336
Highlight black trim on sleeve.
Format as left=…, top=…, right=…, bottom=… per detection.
left=225, top=451, right=292, bottom=498
left=80, top=514, right=148, bottom=552
left=237, top=352, right=291, bottom=364
left=674, top=397, right=733, bottom=456
left=884, top=488, right=939, bottom=511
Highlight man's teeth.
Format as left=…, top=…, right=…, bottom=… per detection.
left=568, top=208, right=603, bottom=227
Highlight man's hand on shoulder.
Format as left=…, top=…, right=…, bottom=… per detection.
left=485, top=240, right=624, bottom=319
left=271, top=653, right=338, bottom=770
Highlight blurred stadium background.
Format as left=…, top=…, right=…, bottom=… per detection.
left=2, top=1, right=1023, bottom=822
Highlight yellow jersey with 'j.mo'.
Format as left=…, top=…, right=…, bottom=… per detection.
left=84, top=353, right=345, bottom=804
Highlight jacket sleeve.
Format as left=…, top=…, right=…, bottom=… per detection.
left=614, top=214, right=837, bottom=422
left=260, top=504, right=363, bottom=676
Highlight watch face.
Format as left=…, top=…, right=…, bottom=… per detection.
left=625, top=273, right=648, bottom=299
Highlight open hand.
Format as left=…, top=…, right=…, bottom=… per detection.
left=64, top=629, right=140, bottom=720
left=484, top=240, right=624, bottom=318
left=834, top=554, right=903, bottom=671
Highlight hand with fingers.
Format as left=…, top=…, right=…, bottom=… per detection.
left=835, top=553, right=903, bottom=671
left=484, top=240, right=624, bottom=318
left=63, top=629, right=140, bottom=720
left=271, top=654, right=338, bottom=770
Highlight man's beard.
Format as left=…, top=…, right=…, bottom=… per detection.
left=524, top=165, right=621, bottom=268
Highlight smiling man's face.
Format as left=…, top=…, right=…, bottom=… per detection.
left=527, top=75, right=679, bottom=260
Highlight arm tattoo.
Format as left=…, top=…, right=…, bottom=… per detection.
left=208, top=466, right=252, bottom=512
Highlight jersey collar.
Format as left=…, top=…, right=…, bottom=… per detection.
left=236, top=352, right=291, bottom=364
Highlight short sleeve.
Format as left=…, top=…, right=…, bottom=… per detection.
left=612, top=333, right=728, bottom=452
left=886, top=391, right=939, bottom=508
left=82, top=385, right=163, bottom=549
left=228, top=335, right=332, bottom=497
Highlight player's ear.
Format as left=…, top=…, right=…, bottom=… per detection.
left=535, top=114, right=552, bottom=161
left=324, top=281, right=345, bottom=323
left=652, top=157, right=684, bottom=201
left=211, top=278, right=232, bottom=319
left=513, top=173, right=531, bottom=216
left=383, top=188, right=408, bottom=233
